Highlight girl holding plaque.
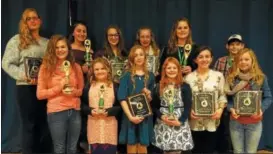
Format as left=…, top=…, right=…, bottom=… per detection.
left=37, top=35, right=84, bottom=154
left=135, top=27, right=160, bottom=77
left=160, top=17, right=198, bottom=76
left=152, top=57, right=194, bottom=154
left=2, top=8, right=50, bottom=154
left=81, top=57, right=121, bottom=154
left=184, top=46, right=227, bottom=153
left=226, top=48, right=272, bottom=153
left=118, top=45, right=155, bottom=154
left=94, top=25, right=128, bottom=83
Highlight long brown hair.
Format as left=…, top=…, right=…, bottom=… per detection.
left=135, top=27, right=160, bottom=56
left=89, top=57, right=113, bottom=87
left=168, top=17, right=193, bottom=53
left=160, top=57, right=183, bottom=95
left=103, top=25, right=125, bottom=58
left=128, top=45, right=149, bottom=89
left=43, top=35, right=74, bottom=76
left=227, top=48, right=265, bottom=86
left=18, top=8, right=40, bottom=50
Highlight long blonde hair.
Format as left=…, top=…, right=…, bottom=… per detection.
left=168, top=17, right=193, bottom=53
left=227, top=48, right=265, bottom=86
left=18, top=8, right=40, bottom=50
left=135, top=27, right=160, bottom=56
left=128, top=45, right=149, bottom=89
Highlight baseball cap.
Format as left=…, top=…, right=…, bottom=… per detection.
left=227, top=34, right=243, bottom=44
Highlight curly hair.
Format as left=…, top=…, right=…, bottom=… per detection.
left=42, top=35, right=74, bottom=76
left=168, top=17, right=193, bottom=54
left=127, top=45, right=149, bottom=89
left=227, top=48, right=265, bottom=86
left=103, top=25, right=126, bottom=58
left=134, top=27, right=160, bottom=56
left=160, top=57, right=183, bottom=96
left=89, top=57, right=113, bottom=87
left=18, top=8, right=40, bottom=50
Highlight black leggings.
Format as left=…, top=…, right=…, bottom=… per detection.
left=16, top=85, right=52, bottom=154
left=191, top=130, right=217, bottom=154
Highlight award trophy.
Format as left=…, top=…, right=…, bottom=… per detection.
left=23, top=57, right=42, bottom=79
left=62, top=60, right=73, bottom=94
left=84, top=39, right=92, bottom=68
left=182, top=44, right=192, bottom=66
left=98, top=85, right=105, bottom=112
left=162, top=85, right=177, bottom=120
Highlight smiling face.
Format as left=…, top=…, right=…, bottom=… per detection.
left=93, top=62, right=108, bottom=81
left=133, top=48, right=145, bottom=67
left=194, top=49, right=213, bottom=70
left=139, top=29, right=152, bottom=48
left=25, top=11, right=41, bottom=31
left=176, top=21, right=190, bottom=40
left=238, top=52, right=252, bottom=73
left=107, top=28, right=119, bottom=46
left=165, top=62, right=179, bottom=79
left=226, top=41, right=244, bottom=55
left=73, top=24, right=87, bottom=43
left=55, top=40, right=69, bottom=60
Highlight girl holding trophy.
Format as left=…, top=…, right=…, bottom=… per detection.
left=118, top=45, right=155, bottom=154
left=226, top=48, right=272, bottom=153
left=81, top=57, right=121, bottom=154
left=37, top=35, right=84, bottom=154
left=152, top=57, right=194, bottom=154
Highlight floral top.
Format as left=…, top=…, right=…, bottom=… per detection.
left=184, top=69, right=227, bottom=132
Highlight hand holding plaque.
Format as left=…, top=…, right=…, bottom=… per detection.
left=84, top=39, right=93, bottom=67
left=127, top=93, right=152, bottom=117
left=62, top=60, right=73, bottom=94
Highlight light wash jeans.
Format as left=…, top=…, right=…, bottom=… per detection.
left=47, top=109, right=81, bottom=154
left=229, top=119, right=262, bottom=153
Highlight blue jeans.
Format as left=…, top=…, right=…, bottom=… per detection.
left=47, top=109, right=81, bottom=154
left=229, top=119, right=262, bottom=153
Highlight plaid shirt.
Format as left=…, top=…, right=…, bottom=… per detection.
left=214, top=56, right=232, bottom=78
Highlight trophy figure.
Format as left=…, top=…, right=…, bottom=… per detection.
left=98, top=85, right=106, bottom=112
left=84, top=39, right=92, bottom=68
left=182, top=44, right=192, bottom=66
left=163, top=86, right=176, bottom=120
left=62, top=60, right=73, bottom=94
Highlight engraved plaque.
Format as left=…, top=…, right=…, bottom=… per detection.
left=193, top=91, right=215, bottom=116
left=23, top=57, right=42, bottom=79
left=127, top=93, right=152, bottom=117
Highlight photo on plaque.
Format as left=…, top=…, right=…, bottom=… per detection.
left=146, top=55, right=156, bottom=74
left=111, top=61, right=125, bottom=82
left=127, top=93, right=152, bottom=117
left=192, top=91, right=215, bottom=116
left=23, top=57, right=42, bottom=79
left=234, top=90, right=262, bottom=116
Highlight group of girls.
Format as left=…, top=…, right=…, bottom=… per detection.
left=2, top=8, right=272, bottom=154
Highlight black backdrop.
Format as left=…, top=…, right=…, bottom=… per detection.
left=2, top=0, right=273, bottom=152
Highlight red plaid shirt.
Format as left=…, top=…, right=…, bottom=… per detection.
left=214, top=56, right=232, bottom=78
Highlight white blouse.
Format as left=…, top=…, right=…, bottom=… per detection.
left=185, top=69, right=227, bottom=132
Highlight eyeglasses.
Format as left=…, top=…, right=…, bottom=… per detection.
left=108, top=34, right=119, bottom=38
left=26, top=16, right=39, bottom=22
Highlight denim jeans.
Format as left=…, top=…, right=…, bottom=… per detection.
left=47, top=109, right=81, bottom=154
left=229, top=119, right=262, bottom=153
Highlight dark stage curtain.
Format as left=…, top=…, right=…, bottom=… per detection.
left=2, top=0, right=273, bottom=152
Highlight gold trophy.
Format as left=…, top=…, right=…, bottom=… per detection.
left=62, top=60, right=73, bottom=94
left=84, top=39, right=92, bottom=68
left=98, top=85, right=106, bottom=113
left=182, top=44, right=192, bottom=66
left=163, top=85, right=176, bottom=120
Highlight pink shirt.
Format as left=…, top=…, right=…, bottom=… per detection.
left=37, top=62, right=84, bottom=113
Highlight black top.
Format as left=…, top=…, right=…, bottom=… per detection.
left=151, top=83, right=192, bottom=123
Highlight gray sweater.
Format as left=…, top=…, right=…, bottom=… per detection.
left=2, top=34, right=48, bottom=85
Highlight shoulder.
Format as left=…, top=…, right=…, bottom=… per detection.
left=216, top=56, right=228, bottom=62
left=73, top=62, right=82, bottom=71
left=120, top=71, right=131, bottom=79
left=7, top=34, right=20, bottom=44
left=184, top=71, right=196, bottom=80
left=181, top=82, right=191, bottom=90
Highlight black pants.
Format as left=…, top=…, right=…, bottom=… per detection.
left=216, top=108, right=233, bottom=153
left=192, top=130, right=217, bottom=154
left=17, top=85, right=52, bottom=154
